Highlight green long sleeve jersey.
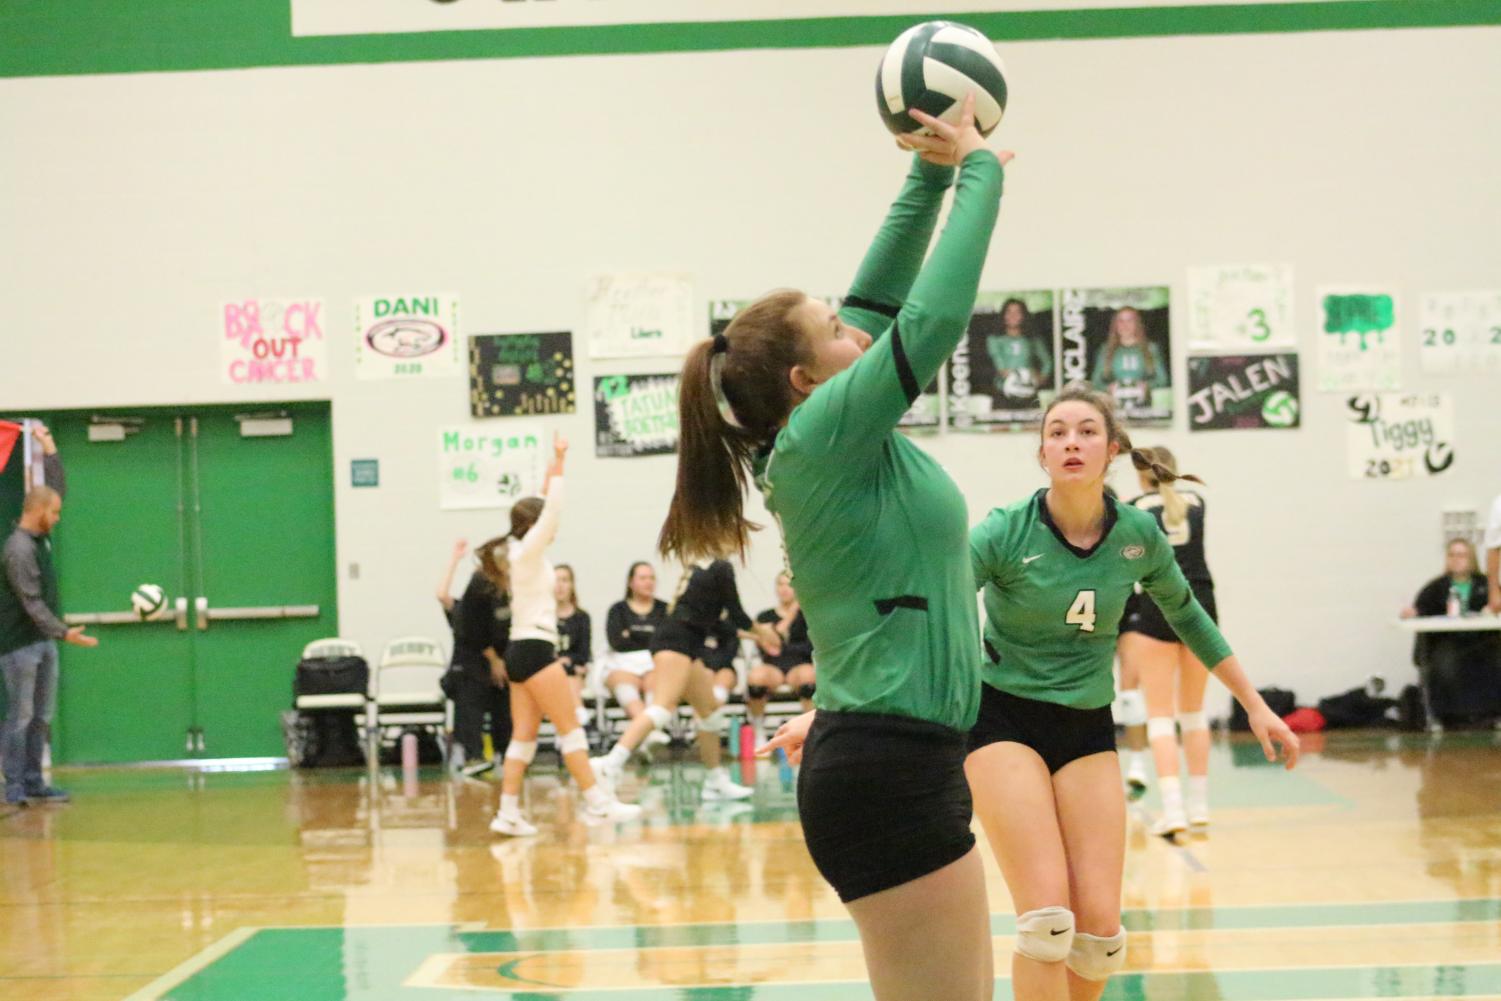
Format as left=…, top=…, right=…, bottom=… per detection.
left=756, top=151, right=1004, bottom=732
left=1092, top=343, right=1168, bottom=390
left=987, top=334, right=1053, bottom=380
left=971, top=489, right=1233, bottom=709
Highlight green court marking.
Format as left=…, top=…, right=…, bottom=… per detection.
left=127, top=899, right=1501, bottom=1000
left=3, top=1, right=1500, bottom=79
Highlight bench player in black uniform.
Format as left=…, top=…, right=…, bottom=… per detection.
left=1118, top=446, right=1218, bottom=835
left=593, top=559, right=779, bottom=801
left=747, top=571, right=816, bottom=741
left=554, top=564, right=593, bottom=728
left=602, top=562, right=667, bottom=728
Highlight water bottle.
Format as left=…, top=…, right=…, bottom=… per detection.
left=1446, top=585, right=1462, bottom=618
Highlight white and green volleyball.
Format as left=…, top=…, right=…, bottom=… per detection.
left=132, top=583, right=166, bottom=620
left=877, top=21, right=1008, bottom=138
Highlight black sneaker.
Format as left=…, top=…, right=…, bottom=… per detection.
left=4, top=788, right=27, bottom=807
left=24, top=786, right=70, bottom=804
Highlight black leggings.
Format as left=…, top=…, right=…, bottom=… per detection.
left=450, top=670, right=511, bottom=761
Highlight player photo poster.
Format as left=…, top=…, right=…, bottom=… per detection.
left=1185, top=353, right=1300, bottom=432
left=1058, top=287, right=1173, bottom=425
left=594, top=373, right=679, bottom=457
left=469, top=332, right=576, bottom=417
left=950, top=290, right=1056, bottom=431
left=1346, top=393, right=1455, bottom=480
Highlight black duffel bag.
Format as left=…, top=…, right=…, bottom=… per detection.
left=293, top=655, right=369, bottom=698
left=1229, top=687, right=1296, bottom=731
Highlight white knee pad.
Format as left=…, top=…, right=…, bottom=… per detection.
left=613, top=683, right=642, bottom=708
left=1116, top=689, right=1147, bottom=727
left=697, top=708, right=729, bottom=735
left=1066, top=928, right=1127, bottom=981
left=1014, top=906, right=1075, bottom=964
left=557, top=729, right=589, bottom=755
left=1176, top=710, right=1208, bottom=733
left=1146, top=716, right=1177, bottom=742
left=504, top=739, right=537, bottom=764
left=645, top=704, right=674, bottom=730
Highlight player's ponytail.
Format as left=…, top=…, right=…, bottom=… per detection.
left=659, top=290, right=811, bottom=562
left=1135, top=446, right=1190, bottom=529
left=475, top=535, right=511, bottom=594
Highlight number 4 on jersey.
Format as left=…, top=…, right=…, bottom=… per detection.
left=1066, top=590, right=1097, bottom=633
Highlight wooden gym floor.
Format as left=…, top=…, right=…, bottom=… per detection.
left=2, top=730, right=1499, bottom=1000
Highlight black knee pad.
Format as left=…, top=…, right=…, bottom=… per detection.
left=746, top=685, right=770, bottom=700
left=797, top=683, right=816, bottom=700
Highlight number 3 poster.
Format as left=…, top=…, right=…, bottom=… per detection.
left=1187, top=264, right=1295, bottom=353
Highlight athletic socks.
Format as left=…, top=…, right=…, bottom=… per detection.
left=604, top=744, right=631, bottom=769
left=499, top=793, right=521, bottom=818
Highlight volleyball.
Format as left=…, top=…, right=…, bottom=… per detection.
left=1262, top=390, right=1300, bottom=428
left=876, top=21, right=1008, bottom=138
left=131, top=583, right=166, bottom=620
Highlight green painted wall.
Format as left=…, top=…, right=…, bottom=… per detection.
left=2, top=1, right=1498, bottom=79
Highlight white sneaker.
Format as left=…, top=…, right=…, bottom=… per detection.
left=590, top=755, right=621, bottom=788
left=1151, top=808, right=1188, bottom=839
left=585, top=796, right=642, bottom=824
left=1126, top=760, right=1149, bottom=793
left=702, top=771, right=753, bottom=801
left=489, top=812, right=539, bottom=837
left=1187, top=801, right=1211, bottom=827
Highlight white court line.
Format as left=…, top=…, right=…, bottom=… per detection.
left=120, top=926, right=257, bottom=1001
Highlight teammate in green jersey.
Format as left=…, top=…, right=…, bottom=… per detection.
left=667, top=96, right=1010, bottom=1001
left=966, top=384, right=1299, bottom=1001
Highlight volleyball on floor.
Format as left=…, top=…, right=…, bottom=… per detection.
left=876, top=21, right=1008, bottom=138
left=131, top=583, right=166, bottom=620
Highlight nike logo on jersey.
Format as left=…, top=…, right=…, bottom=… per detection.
left=1022, top=554, right=1044, bottom=565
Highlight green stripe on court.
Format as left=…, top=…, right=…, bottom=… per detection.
left=2, top=1, right=1500, bottom=79
left=135, top=900, right=1501, bottom=1000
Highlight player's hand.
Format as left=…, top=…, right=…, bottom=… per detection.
left=1399, top=605, right=1417, bottom=619
left=1248, top=707, right=1299, bottom=770
left=900, top=93, right=1013, bottom=168
left=757, top=710, right=815, bottom=765
left=451, top=539, right=468, bottom=561
left=753, top=623, right=782, bottom=657
left=64, top=626, right=98, bottom=648
left=553, top=433, right=569, bottom=459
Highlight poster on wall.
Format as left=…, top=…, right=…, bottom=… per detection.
left=594, top=374, right=679, bottom=457
left=1345, top=393, right=1454, bottom=481
left=437, top=424, right=545, bottom=510
left=469, top=332, right=576, bottom=417
left=1418, top=291, right=1501, bottom=376
left=1057, top=286, right=1173, bottom=425
left=221, top=298, right=327, bottom=386
left=949, top=290, right=1056, bottom=431
left=355, top=293, right=462, bottom=380
left=586, top=274, right=693, bottom=359
left=1185, top=353, right=1300, bottom=431
left=1315, top=287, right=1401, bottom=392
left=1186, top=264, right=1296, bottom=353
left=709, top=297, right=942, bottom=431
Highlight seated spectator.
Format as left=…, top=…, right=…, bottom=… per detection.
left=746, top=572, right=816, bottom=741
left=1401, top=538, right=1501, bottom=725
left=602, top=562, right=666, bottom=725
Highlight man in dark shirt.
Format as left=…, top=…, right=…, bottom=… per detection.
left=1, top=423, right=97, bottom=806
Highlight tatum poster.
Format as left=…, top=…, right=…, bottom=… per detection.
left=469, top=332, right=576, bottom=417
left=594, top=373, right=679, bottom=457
left=709, top=298, right=941, bottom=432
left=1185, top=354, right=1300, bottom=432
left=950, top=290, right=1056, bottom=431
left=1058, top=287, right=1173, bottom=425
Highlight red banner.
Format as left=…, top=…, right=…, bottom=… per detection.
left=0, top=421, right=21, bottom=473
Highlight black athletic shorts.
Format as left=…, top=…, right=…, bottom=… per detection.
left=504, top=638, right=558, bottom=684
left=699, top=636, right=738, bottom=671
left=798, top=711, right=975, bottom=903
left=1130, top=583, right=1217, bottom=644
left=967, top=684, right=1116, bottom=774
left=650, top=618, right=705, bottom=659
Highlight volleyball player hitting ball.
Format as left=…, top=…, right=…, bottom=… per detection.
left=964, top=385, right=1299, bottom=1001
left=489, top=434, right=641, bottom=836
left=592, top=558, right=780, bottom=802
left=715, top=93, right=1008, bottom=1000
left=1118, top=446, right=1220, bottom=835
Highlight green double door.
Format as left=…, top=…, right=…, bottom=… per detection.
left=46, top=403, right=337, bottom=764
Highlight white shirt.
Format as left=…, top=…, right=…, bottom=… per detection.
left=506, top=477, right=562, bottom=643
left=1486, top=493, right=1501, bottom=553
